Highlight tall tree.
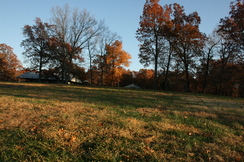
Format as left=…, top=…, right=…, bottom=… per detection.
left=50, top=4, right=104, bottom=83
left=86, top=36, right=99, bottom=85
left=104, top=40, right=131, bottom=86
left=217, top=0, right=244, bottom=95
left=200, top=31, right=221, bottom=93
left=0, top=44, right=22, bottom=81
left=94, top=29, right=120, bottom=85
left=218, top=39, right=239, bottom=95
left=136, top=0, right=171, bottom=89
left=47, top=36, right=81, bottom=83
left=21, top=17, right=53, bottom=82
left=158, top=39, right=173, bottom=90
left=219, top=0, right=244, bottom=51
left=171, top=3, right=204, bottom=92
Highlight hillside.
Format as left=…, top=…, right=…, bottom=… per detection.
left=0, top=82, right=243, bottom=161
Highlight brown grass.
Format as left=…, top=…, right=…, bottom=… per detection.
left=0, top=82, right=243, bottom=161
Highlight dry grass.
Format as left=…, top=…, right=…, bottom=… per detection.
left=0, top=82, right=243, bottom=161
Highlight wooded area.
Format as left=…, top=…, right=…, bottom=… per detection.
left=0, top=0, right=243, bottom=97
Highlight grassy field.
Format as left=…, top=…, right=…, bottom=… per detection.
left=0, top=82, right=243, bottom=161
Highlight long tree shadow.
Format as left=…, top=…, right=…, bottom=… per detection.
left=0, top=83, right=163, bottom=108
left=0, top=83, right=243, bottom=131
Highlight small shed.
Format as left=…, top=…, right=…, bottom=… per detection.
left=124, top=83, right=141, bottom=89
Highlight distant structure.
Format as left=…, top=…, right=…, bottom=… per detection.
left=17, top=72, right=57, bottom=83
left=17, top=72, right=39, bottom=81
left=68, top=78, right=82, bottom=85
left=124, top=83, right=141, bottom=89
left=17, top=72, right=84, bottom=84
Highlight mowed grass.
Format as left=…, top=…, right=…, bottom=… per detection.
left=0, top=82, right=243, bottom=161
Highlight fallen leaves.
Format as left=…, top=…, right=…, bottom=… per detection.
left=16, top=146, right=24, bottom=151
left=68, top=136, right=77, bottom=143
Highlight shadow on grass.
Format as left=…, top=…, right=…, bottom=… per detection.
left=0, top=83, right=170, bottom=109
left=0, top=83, right=244, bottom=161
left=0, top=83, right=243, bottom=133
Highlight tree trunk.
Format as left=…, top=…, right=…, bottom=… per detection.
left=38, top=52, right=43, bottom=83
left=240, top=85, right=244, bottom=97
left=111, top=61, right=115, bottom=86
left=64, top=62, right=69, bottom=84
left=185, top=64, right=191, bottom=92
left=38, top=60, right=42, bottom=83
left=154, top=35, right=159, bottom=90
left=219, top=70, right=224, bottom=96
left=202, top=53, right=211, bottom=93
left=219, top=59, right=226, bottom=96
left=100, top=68, right=104, bottom=85
left=66, top=54, right=73, bottom=84
left=164, top=50, right=172, bottom=90
left=89, top=56, right=93, bottom=85
left=61, top=65, right=64, bottom=84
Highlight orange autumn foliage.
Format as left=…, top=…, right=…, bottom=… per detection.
left=0, top=44, right=23, bottom=81
left=104, top=40, right=131, bottom=86
left=136, top=0, right=171, bottom=89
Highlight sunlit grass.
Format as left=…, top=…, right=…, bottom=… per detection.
left=0, top=82, right=243, bottom=161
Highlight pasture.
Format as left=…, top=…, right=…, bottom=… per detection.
left=0, top=82, right=243, bottom=161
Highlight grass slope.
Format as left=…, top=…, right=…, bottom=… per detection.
left=0, top=82, right=243, bottom=161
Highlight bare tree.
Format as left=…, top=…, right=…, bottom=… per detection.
left=86, top=36, right=99, bottom=85
left=218, top=39, right=239, bottom=95
left=95, top=28, right=121, bottom=85
left=201, top=31, right=221, bottom=93
left=50, top=4, right=104, bottom=83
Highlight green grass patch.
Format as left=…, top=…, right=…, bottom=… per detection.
left=0, top=129, right=74, bottom=161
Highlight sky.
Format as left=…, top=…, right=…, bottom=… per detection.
left=0, top=0, right=234, bottom=71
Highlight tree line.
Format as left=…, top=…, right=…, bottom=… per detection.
left=136, top=0, right=244, bottom=97
left=0, top=1, right=243, bottom=97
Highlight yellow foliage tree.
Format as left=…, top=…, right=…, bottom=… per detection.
left=104, top=40, right=131, bottom=86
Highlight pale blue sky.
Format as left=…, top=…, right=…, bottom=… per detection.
left=0, top=0, right=233, bottom=71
